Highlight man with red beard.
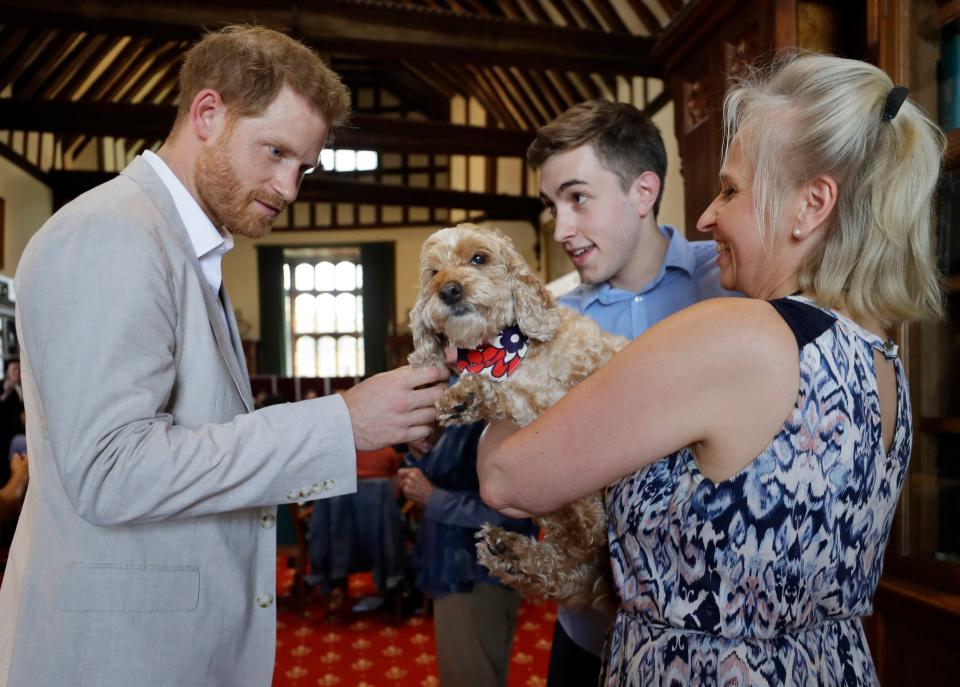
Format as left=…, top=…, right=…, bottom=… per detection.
left=0, top=25, right=447, bottom=687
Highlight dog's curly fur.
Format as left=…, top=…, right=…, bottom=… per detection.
left=408, top=223, right=627, bottom=611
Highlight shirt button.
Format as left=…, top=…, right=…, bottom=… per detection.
left=286, top=490, right=299, bottom=501
left=256, top=593, right=274, bottom=608
left=634, top=296, right=643, bottom=302
left=259, top=513, right=276, bottom=528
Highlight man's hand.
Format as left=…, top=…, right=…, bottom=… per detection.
left=398, top=467, right=434, bottom=506
left=342, top=365, right=447, bottom=451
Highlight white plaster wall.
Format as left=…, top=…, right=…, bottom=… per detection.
left=0, top=158, right=52, bottom=281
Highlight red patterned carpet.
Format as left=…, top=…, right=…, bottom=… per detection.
left=272, top=563, right=554, bottom=687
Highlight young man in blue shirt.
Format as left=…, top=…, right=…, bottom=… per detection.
left=528, top=100, right=736, bottom=685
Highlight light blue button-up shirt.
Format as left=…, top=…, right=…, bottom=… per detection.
left=555, top=224, right=740, bottom=657
left=558, top=224, right=735, bottom=339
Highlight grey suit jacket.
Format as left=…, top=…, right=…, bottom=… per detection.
left=0, top=157, right=357, bottom=686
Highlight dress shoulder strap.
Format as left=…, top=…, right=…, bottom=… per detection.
left=768, top=296, right=836, bottom=349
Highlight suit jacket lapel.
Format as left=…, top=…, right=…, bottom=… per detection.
left=220, top=286, right=255, bottom=411
left=121, top=157, right=255, bottom=413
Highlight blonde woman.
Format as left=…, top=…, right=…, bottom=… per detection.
left=477, top=52, right=944, bottom=685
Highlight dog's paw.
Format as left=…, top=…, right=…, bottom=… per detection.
left=437, top=388, right=477, bottom=425
left=437, top=375, right=496, bottom=425
left=475, top=524, right=527, bottom=577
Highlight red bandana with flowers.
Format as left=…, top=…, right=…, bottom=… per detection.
left=456, top=324, right=529, bottom=382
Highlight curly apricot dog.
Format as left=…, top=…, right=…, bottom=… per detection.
left=408, top=223, right=626, bottom=610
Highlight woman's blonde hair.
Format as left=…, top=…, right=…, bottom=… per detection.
left=723, top=51, right=945, bottom=325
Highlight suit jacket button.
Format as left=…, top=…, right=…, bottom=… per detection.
left=287, top=490, right=299, bottom=501
left=310, top=482, right=323, bottom=494
left=259, top=513, right=276, bottom=528
left=299, top=486, right=312, bottom=498
left=256, top=593, right=274, bottom=608
left=324, top=480, right=336, bottom=491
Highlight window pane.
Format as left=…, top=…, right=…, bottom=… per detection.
left=335, top=293, right=356, bottom=333
left=356, top=150, right=378, bottom=171
left=315, top=261, right=336, bottom=291
left=294, top=294, right=316, bottom=333
left=318, top=336, right=337, bottom=377
left=357, top=337, right=365, bottom=377
left=335, top=260, right=356, bottom=291
left=294, top=263, right=314, bottom=291
left=356, top=264, right=363, bottom=289
left=316, top=293, right=336, bottom=333
left=320, top=149, right=335, bottom=171
left=295, top=336, right=316, bottom=377
left=334, top=149, right=356, bottom=172
left=356, top=295, right=364, bottom=333
left=283, top=263, right=290, bottom=291
left=338, top=336, right=358, bottom=377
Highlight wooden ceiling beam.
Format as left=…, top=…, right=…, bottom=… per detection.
left=517, top=0, right=551, bottom=24
left=140, top=60, right=182, bottom=104
left=80, top=37, right=148, bottom=101
left=473, top=66, right=527, bottom=129
left=381, top=69, right=449, bottom=120
left=46, top=34, right=115, bottom=100
left=565, top=71, right=596, bottom=101
left=641, top=86, right=672, bottom=118
left=400, top=62, right=457, bottom=101
left=14, top=31, right=81, bottom=99
left=445, top=64, right=513, bottom=129
left=589, top=0, right=631, bottom=34
left=124, top=41, right=184, bottom=104
left=524, top=69, right=565, bottom=119
left=495, top=0, right=525, bottom=21
left=566, top=0, right=605, bottom=32
left=0, top=30, right=58, bottom=93
left=543, top=0, right=584, bottom=29
left=506, top=67, right=552, bottom=126
left=0, top=0, right=662, bottom=76
left=45, top=169, right=543, bottom=220
left=488, top=66, right=538, bottom=130
left=543, top=70, right=579, bottom=110
left=656, top=0, right=681, bottom=17
left=0, top=28, right=32, bottom=69
left=623, top=0, right=664, bottom=35
left=460, top=0, right=493, bottom=16
left=466, top=64, right=527, bottom=130
left=0, top=99, right=534, bottom=155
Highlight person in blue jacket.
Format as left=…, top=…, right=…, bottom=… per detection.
left=400, top=420, right=538, bottom=687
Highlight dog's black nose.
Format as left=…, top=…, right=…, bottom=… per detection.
left=439, top=280, right=463, bottom=305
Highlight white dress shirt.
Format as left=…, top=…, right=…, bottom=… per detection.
left=141, top=150, right=235, bottom=336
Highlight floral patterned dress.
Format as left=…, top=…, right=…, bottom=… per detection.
left=602, top=296, right=910, bottom=686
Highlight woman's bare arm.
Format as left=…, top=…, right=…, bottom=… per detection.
left=477, top=297, right=800, bottom=516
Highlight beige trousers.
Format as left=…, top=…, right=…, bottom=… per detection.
left=433, top=582, right=522, bottom=687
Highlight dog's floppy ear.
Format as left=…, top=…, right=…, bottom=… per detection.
left=408, top=291, right=447, bottom=367
left=407, top=254, right=448, bottom=368
left=507, top=240, right=561, bottom=342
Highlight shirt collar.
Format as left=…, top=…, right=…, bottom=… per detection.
left=141, top=150, right=233, bottom=261
left=574, top=225, right=696, bottom=307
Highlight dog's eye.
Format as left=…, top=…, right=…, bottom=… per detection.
left=470, top=253, right=487, bottom=266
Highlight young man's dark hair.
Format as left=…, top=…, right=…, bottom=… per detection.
left=527, top=99, right=667, bottom=216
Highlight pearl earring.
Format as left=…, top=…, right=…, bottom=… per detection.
left=793, top=228, right=802, bottom=238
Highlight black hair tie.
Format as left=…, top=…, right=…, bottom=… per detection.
left=882, top=86, right=909, bottom=121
